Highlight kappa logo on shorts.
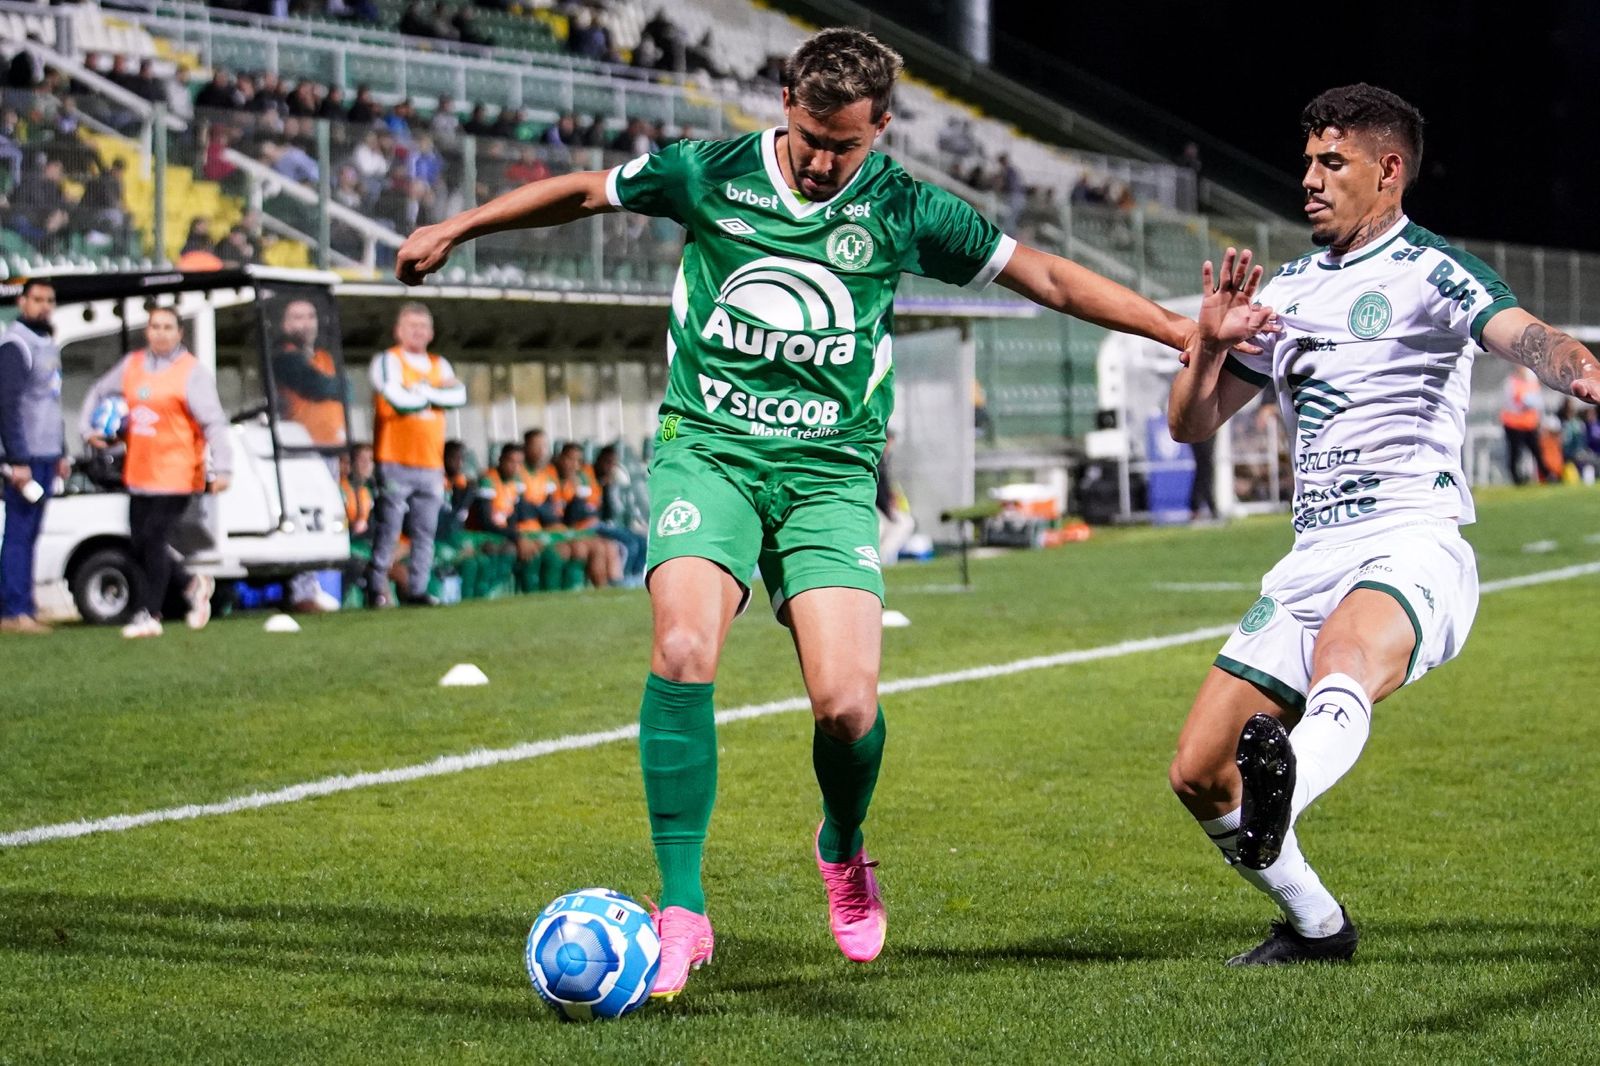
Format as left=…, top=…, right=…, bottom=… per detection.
left=1239, top=596, right=1276, bottom=634
left=854, top=545, right=881, bottom=572
left=656, top=499, right=701, bottom=537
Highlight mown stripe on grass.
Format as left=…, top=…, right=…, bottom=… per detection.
left=5, top=561, right=1598, bottom=849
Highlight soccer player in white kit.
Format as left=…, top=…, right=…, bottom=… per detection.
left=1168, top=84, right=1600, bottom=965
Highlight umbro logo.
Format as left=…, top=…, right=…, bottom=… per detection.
left=715, top=217, right=756, bottom=236
left=698, top=373, right=733, bottom=412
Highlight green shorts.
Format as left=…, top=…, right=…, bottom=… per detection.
left=645, top=438, right=885, bottom=621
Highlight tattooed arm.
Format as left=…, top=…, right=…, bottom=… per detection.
left=1481, top=308, right=1600, bottom=403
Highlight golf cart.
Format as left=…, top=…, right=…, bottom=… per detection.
left=0, top=267, right=353, bottom=624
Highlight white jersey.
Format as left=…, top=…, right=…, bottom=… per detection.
left=1228, top=214, right=1517, bottom=544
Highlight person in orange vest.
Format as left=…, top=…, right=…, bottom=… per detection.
left=363, top=301, right=465, bottom=607
left=81, top=305, right=233, bottom=638
left=1500, top=366, right=1544, bottom=485
left=271, top=297, right=348, bottom=448
left=537, top=441, right=622, bottom=588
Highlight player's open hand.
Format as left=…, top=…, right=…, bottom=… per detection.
left=1181, top=247, right=1278, bottom=367
left=395, top=224, right=454, bottom=286
left=1573, top=372, right=1600, bottom=405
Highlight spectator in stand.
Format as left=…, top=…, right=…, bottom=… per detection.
left=428, top=2, right=459, bottom=40
left=567, top=9, right=616, bottom=63
left=936, top=117, right=979, bottom=169
left=364, top=302, right=465, bottom=607
left=76, top=157, right=129, bottom=251
left=429, top=96, right=461, bottom=153
left=541, top=113, right=580, bottom=149
left=462, top=103, right=494, bottom=137
left=6, top=37, right=44, bottom=90
left=593, top=444, right=646, bottom=586
left=399, top=0, right=432, bottom=35
left=578, top=114, right=608, bottom=148
left=181, top=217, right=214, bottom=256
left=505, top=145, right=550, bottom=185
left=348, top=129, right=389, bottom=197
left=262, top=138, right=319, bottom=184
left=0, top=279, right=64, bottom=636
left=215, top=223, right=260, bottom=266
left=1501, top=366, right=1545, bottom=485
left=347, top=85, right=381, bottom=124
left=286, top=80, right=321, bottom=118
left=384, top=99, right=418, bottom=144
left=453, top=7, right=492, bottom=46
left=994, top=152, right=1024, bottom=230
left=407, top=133, right=444, bottom=188
left=250, top=72, right=288, bottom=119
left=492, top=106, right=531, bottom=142
left=130, top=60, right=167, bottom=105
left=195, top=70, right=241, bottom=111
left=610, top=116, right=657, bottom=157
left=685, top=31, right=727, bottom=80
left=0, top=108, right=21, bottom=181
left=317, top=85, right=346, bottom=121
left=81, top=307, right=232, bottom=639
left=202, top=123, right=241, bottom=187
left=13, top=158, right=74, bottom=256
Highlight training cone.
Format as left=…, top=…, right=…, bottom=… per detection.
left=439, top=663, right=489, bottom=687
left=882, top=609, right=911, bottom=628
left=263, top=614, right=301, bottom=634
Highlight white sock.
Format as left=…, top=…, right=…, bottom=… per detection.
left=1237, top=826, right=1343, bottom=937
left=1198, top=810, right=1342, bottom=938
left=1290, top=672, right=1372, bottom=823
left=1199, top=809, right=1242, bottom=865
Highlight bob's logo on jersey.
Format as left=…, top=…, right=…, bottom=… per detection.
left=700, top=256, right=859, bottom=366
left=826, top=224, right=874, bottom=271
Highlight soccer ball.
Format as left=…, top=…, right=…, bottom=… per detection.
left=89, top=395, right=128, bottom=440
left=525, top=888, right=659, bottom=1021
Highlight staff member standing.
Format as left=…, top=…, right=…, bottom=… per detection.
left=0, top=279, right=66, bottom=635
left=81, top=306, right=233, bottom=638
left=364, top=301, right=464, bottom=607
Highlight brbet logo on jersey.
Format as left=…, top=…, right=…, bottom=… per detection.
left=1348, top=291, right=1392, bottom=339
left=701, top=256, right=859, bottom=367
left=725, top=183, right=780, bottom=210
left=698, top=373, right=842, bottom=438
left=656, top=499, right=701, bottom=537
left=826, top=224, right=874, bottom=271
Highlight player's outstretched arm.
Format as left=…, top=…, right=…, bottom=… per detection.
left=1169, top=249, right=1274, bottom=443
left=395, top=170, right=615, bottom=285
left=1481, top=308, right=1600, bottom=403
left=997, top=244, right=1197, bottom=350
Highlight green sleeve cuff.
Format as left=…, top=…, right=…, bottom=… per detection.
left=1470, top=296, right=1519, bottom=347
left=1223, top=354, right=1271, bottom=388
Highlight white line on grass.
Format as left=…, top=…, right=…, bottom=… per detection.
left=6, top=560, right=1599, bottom=849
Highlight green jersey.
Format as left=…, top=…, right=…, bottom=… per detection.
left=606, top=127, right=1014, bottom=472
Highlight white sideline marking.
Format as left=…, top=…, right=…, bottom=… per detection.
left=5, top=561, right=1599, bottom=850
left=1154, top=581, right=1254, bottom=592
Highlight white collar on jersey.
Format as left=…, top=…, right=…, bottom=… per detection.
left=761, top=127, right=872, bottom=220
left=1318, top=213, right=1411, bottom=270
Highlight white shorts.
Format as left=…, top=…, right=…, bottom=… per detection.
left=1215, top=518, right=1479, bottom=708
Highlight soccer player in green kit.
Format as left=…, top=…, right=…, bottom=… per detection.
left=397, top=28, right=1274, bottom=999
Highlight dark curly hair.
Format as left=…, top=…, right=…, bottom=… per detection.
left=1301, top=84, right=1425, bottom=187
left=783, top=28, right=903, bottom=122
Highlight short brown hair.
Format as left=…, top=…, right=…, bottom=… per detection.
left=1302, top=84, right=1425, bottom=189
left=783, top=28, right=903, bottom=122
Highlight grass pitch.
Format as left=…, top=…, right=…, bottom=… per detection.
left=3, top=487, right=1598, bottom=1063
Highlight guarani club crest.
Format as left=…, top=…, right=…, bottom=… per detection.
left=1348, top=290, right=1392, bottom=339
left=1287, top=372, right=1352, bottom=445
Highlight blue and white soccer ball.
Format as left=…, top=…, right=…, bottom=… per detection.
left=525, top=888, right=659, bottom=1021
left=89, top=395, right=128, bottom=440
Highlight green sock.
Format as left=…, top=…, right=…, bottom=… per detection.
left=814, top=706, right=886, bottom=863
left=513, top=557, right=540, bottom=594
left=638, top=672, right=717, bottom=914
left=562, top=558, right=587, bottom=590
left=538, top=550, right=564, bottom=592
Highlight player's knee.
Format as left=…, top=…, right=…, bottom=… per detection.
left=1168, top=749, right=1225, bottom=802
left=654, top=625, right=718, bottom=682
left=811, top=686, right=876, bottom=742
